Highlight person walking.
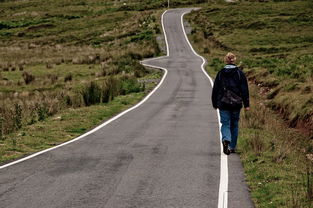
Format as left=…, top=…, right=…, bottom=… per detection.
left=211, top=52, right=250, bottom=155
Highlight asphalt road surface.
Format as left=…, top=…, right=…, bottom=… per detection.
left=0, top=8, right=253, bottom=208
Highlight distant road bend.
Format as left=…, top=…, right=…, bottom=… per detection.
left=0, top=8, right=253, bottom=208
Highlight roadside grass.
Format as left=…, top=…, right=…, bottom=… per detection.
left=0, top=64, right=99, bottom=93
left=239, top=84, right=312, bottom=208
left=0, top=70, right=162, bottom=164
left=0, top=0, right=164, bottom=138
left=186, top=0, right=313, bottom=207
left=0, top=0, right=212, bottom=164
left=187, top=0, right=313, bottom=133
left=0, top=0, right=171, bottom=163
left=0, top=92, right=144, bottom=164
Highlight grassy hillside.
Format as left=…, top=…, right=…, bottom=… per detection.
left=187, top=0, right=313, bottom=207
left=0, top=0, right=168, bottom=163
left=0, top=0, right=209, bottom=163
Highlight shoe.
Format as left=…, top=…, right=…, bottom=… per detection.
left=222, top=140, right=230, bottom=155
left=229, top=149, right=236, bottom=153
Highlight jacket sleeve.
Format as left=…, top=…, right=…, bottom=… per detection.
left=211, top=72, right=220, bottom=109
left=240, top=71, right=250, bottom=108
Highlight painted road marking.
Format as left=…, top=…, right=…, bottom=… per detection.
left=180, top=10, right=228, bottom=208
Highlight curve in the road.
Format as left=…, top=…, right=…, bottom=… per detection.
left=0, top=8, right=254, bottom=208
left=142, top=10, right=228, bottom=207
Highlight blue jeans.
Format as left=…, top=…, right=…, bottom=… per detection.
left=219, top=110, right=240, bottom=150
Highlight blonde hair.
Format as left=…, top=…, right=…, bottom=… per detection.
left=224, top=52, right=236, bottom=64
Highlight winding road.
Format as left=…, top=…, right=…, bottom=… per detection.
left=0, top=9, right=253, bottom=208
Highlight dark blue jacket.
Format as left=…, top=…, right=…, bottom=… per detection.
left=211, top=64, right=250, bottom=110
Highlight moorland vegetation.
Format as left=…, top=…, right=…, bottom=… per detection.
left=187, top=0, right=313, bottom=207
left=0, top=0, right=210, bottom=163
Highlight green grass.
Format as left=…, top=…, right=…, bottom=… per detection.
left=238, top=84, right=312, bottom=208
left=0, top=92, right=145, bottom=164
left=0, top=0, right=168, bottom=140
left=187, top=0, right=313, bottom=133
left=0, top=64, right=99, bottom=92
left=0, top=0, right=171, bottom=161
left=0, top=69, right=162, bottom=164
left=186, top=0, right=313, bottom=207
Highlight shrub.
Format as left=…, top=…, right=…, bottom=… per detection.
left=209, top=58, right=224, bottom=73
left=0, top=116, right=4, bottom=140
left=102, top=76, right=118, bottom=103
left=64, top=73, right=72, bottom=82
left=22, top=71, right=35, bottom=84
left=64, top=95, right=72, bottom=106
left=10, top=65, right=16, bottom=71
left=120, top=77, right=142, bottom=95
left=47, top=74, right=58, bottom=84
left=100, top=62, right=108, bottom=76
left=13, top=103, right=22, bottom=130
left=113, top=54, right=147, bottom=77
left=36, top=104, right=48, bottom=121
left=28, top=108, right=37, bottom=125
left=18, top=64, right=24, bottom=71
left=46, top=63, right=54, bottom=69
left=81, top=81, right=102, bottom=106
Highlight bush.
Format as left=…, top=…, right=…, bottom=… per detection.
left=18, top=64, right=24, bottom=71
left=209, top=58, right=224, bottom=73
left=36, top=104, right=48, bottom=121
left=47, top=74, right=58, bottom=84
left=64, top=73, right=72, bottom=82
left=113, top=53, right=148, bottom=77
left=13, top=103, right=22, bottom=130
left=22, top=71, right=35, bottom=84
left=81, top=81, right=102, bottom=106
left=0, top=116, right=4, bottom=140
left=102, top=76, right=118, bottom=103
left=120, top=77, right=142, bottom=95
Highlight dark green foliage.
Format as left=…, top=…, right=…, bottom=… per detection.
left=120, top=77, right=142, bottom=95
left=102, top=76, right=118, bottom=103
left=47, top=74, right=58, bottom=84
left=81, top=81, right=102, bottom=106
left=113, top=53, right=148, bottom=77
left=79, top=76, right=144, bottom=105
left=64, top=73, right=72, bottom=82
left=36, top=104, right=48, bottom=121
left=28, top=108, right=37, bottom=125
left=127, top=30, right=153, bottom=43
left=91, top=36, right=115, bottom=46
left=0, top=116, right=3, bottom=140
left=0, top=19, right=48, bottom=30
left=22, top=72, right=35, bottom=84
left=13, top=103, right=22, bottom=130
left=242, top=55, right=313, bottom=80
left=249, top=47, right=290, bottom=54
left=208, top=58, right=224, bottom=73
left=240, top=21, right=267, bottom=30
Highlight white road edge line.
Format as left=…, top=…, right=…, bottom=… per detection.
left=180, top=10, right=228, bottom=208
left=0, top=10, right=170, bottom=170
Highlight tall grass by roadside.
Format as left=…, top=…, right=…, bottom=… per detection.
left=0, top=0, right=164, bottom=141
left=240, top=85, right=312, bottom=208
left=0, top=54, right=149, bottom=140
